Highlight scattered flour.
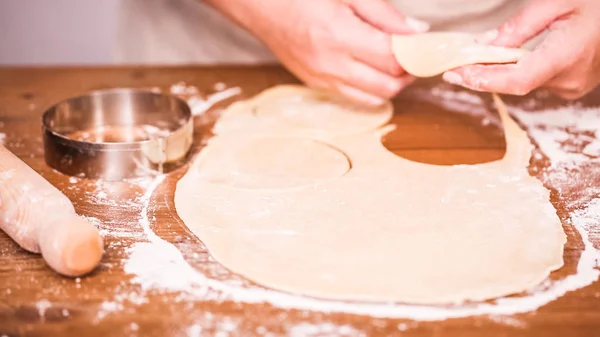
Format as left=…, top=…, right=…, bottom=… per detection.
left=287, top=323, right=366, bottom=337
left=35, top=299, right=52, bottom=318
left=91, top=83, right=599, bottom=333
left=187, top=324, right=203, bottom=337
left=510, top=105, right=600, bottom=165
left=96, top=300, right=125, bottom=321
left=170, top=81, right=241, bottom=116
left=487, top=315, right=526, bottom=328
left=584, top=141, right=600, bottom=157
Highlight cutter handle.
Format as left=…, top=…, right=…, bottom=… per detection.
left=0, top=145, right=103, bottom=276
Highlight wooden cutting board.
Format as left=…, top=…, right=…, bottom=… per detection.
left=0, top=66, right=598, bottom=337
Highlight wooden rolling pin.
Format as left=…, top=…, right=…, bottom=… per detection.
left=0, top=145, right=103, bottom=277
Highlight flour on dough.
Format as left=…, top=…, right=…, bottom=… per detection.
left=193, top=136, right=350, bottom=190
left=175, top=85, right=566, bottom=304
left=213, top=85, right=393, bottom=136
left=392, top=32, right=528, bottom=77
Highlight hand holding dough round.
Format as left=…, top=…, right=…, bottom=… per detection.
left=392, top=32, right=528, bottom=77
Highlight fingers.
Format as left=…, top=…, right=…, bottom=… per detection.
left=343, top=17, right=406, bottom=76
left=326, top=60, right=415, bottom=106
left=547, top=88, right=588, bottom=100
left=544, top=71, right=597, bottom=100
left=345, top=0, right=430, bottom=34
left=350, top=30, right=403, bottom=76
left=343, top=0, right=429, bottom=76
left=443, top=27, right=577, bottom=96
left=288, top=56, right=411, bottom=106
left=337, top=60, right=415, bottom=98
left=334, top=84, right=389, bottom=106
left=484, top=0, right=574, bottom=47
left=442, top=60, right=559, bottom=96
left=451, top=1, right=600, bottom=99
left=332, top=75, right=415, bottom=107
left=300, top=69, right=393, bottom=107
left=441, top=57, right=557, bottom=96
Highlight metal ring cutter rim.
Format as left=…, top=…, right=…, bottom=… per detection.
left=41, top=88, right=192, bottom=151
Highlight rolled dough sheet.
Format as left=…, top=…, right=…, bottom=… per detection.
left=175, top=86, right=566, bottom=304
left=392, top=32, right=528, bottom=77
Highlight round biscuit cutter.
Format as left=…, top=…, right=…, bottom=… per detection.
left=42, top=88, right=194, bottom=180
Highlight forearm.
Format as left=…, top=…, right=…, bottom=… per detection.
left=201, top=0, right=276, bottom=38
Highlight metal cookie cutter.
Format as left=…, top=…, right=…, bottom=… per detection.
left=42, top=88, right=194, bottom=180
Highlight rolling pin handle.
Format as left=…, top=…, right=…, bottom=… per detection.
left=0, top=144, right=104, bottom=277
left=38, top=215, right=104, bottom=277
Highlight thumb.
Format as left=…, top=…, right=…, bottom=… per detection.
left=443, top=30, right=573, bottom=96
left=481, top=0, right=574, bottom=47
left=345, top=0, right=430, bottom=34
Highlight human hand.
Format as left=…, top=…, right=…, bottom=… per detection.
left=443, top=0, right=600, bottom=99
left=212, top=0, right=429, bottom=105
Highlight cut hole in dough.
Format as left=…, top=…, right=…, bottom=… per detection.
left=194, top=136, right=350, bottom=190
left=392, top=32, right=528, bottom=77
left=381, top=94, right=506, bottom=166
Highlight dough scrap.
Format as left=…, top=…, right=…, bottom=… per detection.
left=392, top=32, right=528, bottom=77
left=175, top=85, right=566, bottom=304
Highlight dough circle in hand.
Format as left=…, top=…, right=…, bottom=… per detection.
left=392, top=32, right=528, bottom=77
left=213, top=85, right=393, bottom=136
left=194, top=137, right=350, bottom=190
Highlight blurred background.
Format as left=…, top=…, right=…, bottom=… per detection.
left=0, top=0, right=120, bottom=65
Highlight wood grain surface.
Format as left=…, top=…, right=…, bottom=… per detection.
left=0, top=66, right=599, bottom=337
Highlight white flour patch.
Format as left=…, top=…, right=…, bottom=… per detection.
left=35, top=299, right=52, bottom=318
left=84, top=215, right=139, bottom=239
left=170, top=81, right=241, bottom=116
left=510, top=104, right=600, bottom=166
left=95, top=300, right=125, bottom=321
left=95, top=84, right=599, bottom=329
left=584, top=141, right=600, bottom=157
left=487, top=315, right=526, bottom=328
left=179, top=313, right=241, bottom=337
left=287, top=323, right=366, bottom=337
left=67, top=175, right=163, bottom=241
left=186, top=324, right=202, bottom=337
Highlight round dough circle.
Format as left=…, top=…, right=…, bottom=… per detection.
left=391, top=32, right=527, bottom=78
left=194, top=137, right=350, bottom=190
left=255, top=89, right=386, bottom=131
left=213, top=85, right=393, bottom=136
